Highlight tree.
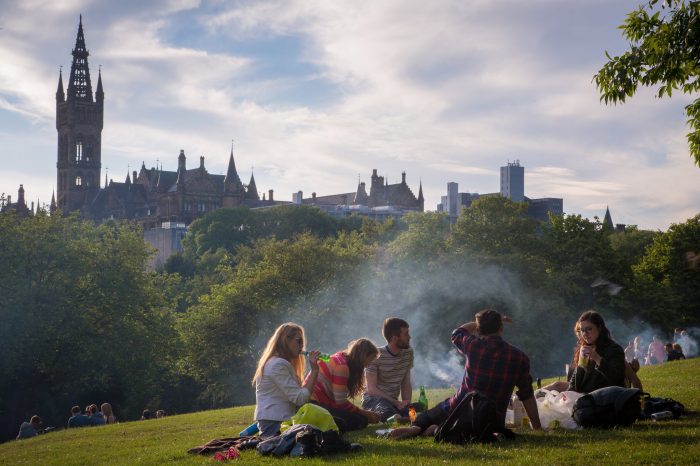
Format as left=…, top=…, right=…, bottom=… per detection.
left=594, top=0, right=700, bottom=165
left=631, top=214, right=700, bottom=326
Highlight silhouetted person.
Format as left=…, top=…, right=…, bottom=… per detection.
left=666, top=343, right=685, bottom=361
left=156, top=409, right=167, bottom=418
left=67, top=406, right=91, bottom=428
left=17, top=415, right=42, bottom=440
left=141, top=409, right=152, bottom=420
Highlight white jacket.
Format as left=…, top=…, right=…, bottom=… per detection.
left=254, top=357, right=310, bottom=421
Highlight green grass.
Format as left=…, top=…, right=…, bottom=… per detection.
left=2, top=359, right=699, bottom=465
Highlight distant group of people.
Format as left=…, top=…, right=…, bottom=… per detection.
left=252, top=309, right=643, bottom=440
left=624, top=328, right=693, bottom=368
left=17, top=402, right=172, bottom=440
left=140, top=409, right=167, bottom=420
left=67, top=403, right=116, bottom=428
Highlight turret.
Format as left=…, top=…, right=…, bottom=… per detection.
left=246, top=172, right=260, bottom=200
left=56, top=69, right=65, bottom=103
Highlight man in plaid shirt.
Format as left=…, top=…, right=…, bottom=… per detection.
left=389, top=309, right=541, bottom=439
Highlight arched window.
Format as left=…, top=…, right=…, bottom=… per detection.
left=76, top=141, right=83, bottom=162
left=85, top=142, right=93, bottom=162
left=75, top=176, right=82, bottom=186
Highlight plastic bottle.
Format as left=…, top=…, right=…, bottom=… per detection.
left=650, top=411, right=674, bottom=421
left=386, top=414, right=401, bottom=426
left=239, top=422, right=259, bottom=437
left=511, top=395, right=523, bottom=427
left=301, top=350, right=331, bottom=362
left=418, top=385, right=428, bottom=411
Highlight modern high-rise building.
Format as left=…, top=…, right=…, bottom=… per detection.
left=500, top=160, right=524, bottom=202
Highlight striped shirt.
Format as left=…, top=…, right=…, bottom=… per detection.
left=309, top=352, right=360, bottom=413
left=362, top=346, right=413, bottom=401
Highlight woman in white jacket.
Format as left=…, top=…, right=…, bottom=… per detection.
left=253, top=323, right=320, bottom=438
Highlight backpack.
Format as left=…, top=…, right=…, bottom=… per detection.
left=434, top=391, right=514, bottom=444
left=640, top=395, right=685, bottom=420
left=572, top=386, right=644, bottom=428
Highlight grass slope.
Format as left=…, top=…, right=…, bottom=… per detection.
left=2, top=359, right=699, bottom=465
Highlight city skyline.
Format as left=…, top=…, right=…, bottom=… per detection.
left=1, top=0, right=699, bottom=230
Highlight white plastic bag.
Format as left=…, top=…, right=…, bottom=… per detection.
left=535, top=389, right=583, bottom=430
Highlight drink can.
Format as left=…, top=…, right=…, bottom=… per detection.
left=239, top=422, right=259, bottom=437
left=650, top=411, right=674, bottom=421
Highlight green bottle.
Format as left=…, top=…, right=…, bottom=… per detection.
left=302, top=350, right=331, bottom=362
left=418, top=385, right=428, bottom=411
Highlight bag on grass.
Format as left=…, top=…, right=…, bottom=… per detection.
left=434, top=391, right=515, bottom=444
left=640, top=395, right=685, bottom=420
left=280, top=403, right=339, bottom=433
left=535, top=389, right=583, bottom=430
left=572, top=386, right=644, bottom=428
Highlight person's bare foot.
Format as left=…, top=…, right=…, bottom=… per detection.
left=387, top=426, right=421, bottom=440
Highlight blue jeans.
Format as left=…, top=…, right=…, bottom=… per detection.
left=257, top=420, right=281, bottom=439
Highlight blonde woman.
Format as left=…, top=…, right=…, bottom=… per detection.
left=253, top=323, right=320, bottom=439
left=100, top=403, right=116, bottom=424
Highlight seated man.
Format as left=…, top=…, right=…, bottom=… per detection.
left=16, top=415, right=42, bottom=440
left=88, top=404, right=106, bottom=425
left=666, top=343, right=685, bottom=361
left=390, top=309, right=541, bottom=439
left=362, top=317, right=414, bottom=421
left=67, top=406, right=92, bottom=428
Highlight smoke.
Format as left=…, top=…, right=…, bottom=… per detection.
left=250, top=255, right=579, bottom=390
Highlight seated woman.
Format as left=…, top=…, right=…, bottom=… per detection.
left=545, top=310, right=626, bottom=393
left=309, top=338, right=381, bottom=432
left=100, top=403, right=116, bottom=424
left=253, top=323, right=320, bottom=439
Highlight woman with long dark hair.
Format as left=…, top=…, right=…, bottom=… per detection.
left=309, top=338, right=381, bottom=432
left=569, top=310, right=626, bottom=392
left=545, top=310, right=626, bottom=393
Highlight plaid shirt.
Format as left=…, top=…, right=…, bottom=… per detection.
left=441, top=327, right=534, bottom=419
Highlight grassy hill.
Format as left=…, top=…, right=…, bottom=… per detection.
left=2, top=359, right=699, bottom=465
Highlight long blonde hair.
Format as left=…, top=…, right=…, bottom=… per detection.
left=253, top=323, right=307, bottom=384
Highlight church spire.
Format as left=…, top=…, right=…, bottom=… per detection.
left=66, top=15, right=94, bottom=102
left=96, top=67, right=104, bottom=103
left=50, top=190, right=57, bottom=214
left=224, top=142, right=243, bottom=189
left=56, top=68, right=65, bottom=103
left=602, top=206, right=614, bottom=232
left=417, top=180, right=424, bottom=202
left=246, top=172, right=260, bottom=200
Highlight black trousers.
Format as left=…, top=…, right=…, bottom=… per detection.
left=413, top=404, right=449, bottom=432
left=312, top=402, right=368, bottom=433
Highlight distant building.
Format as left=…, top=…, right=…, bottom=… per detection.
left=49, top=17, right=282, bottom=231
left=500, top=161, right=524, bottom=202
left=437, top=161, right=563, bottom=222
left=294, top=169, right=424, bottom=219
left=0, top=185, right=33, bottom=218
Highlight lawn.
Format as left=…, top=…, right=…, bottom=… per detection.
left=2, top=359, right=699, bottom=465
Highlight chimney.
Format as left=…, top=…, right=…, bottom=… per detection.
left=199, top=156, right=205, bottom=169
left=402, top=171, right=406, bottom=184
left=268, top=189, right=274, bottom=201
left=312, top=192, right=317, bottom=203
left=133, top=170, right=138, bottom=182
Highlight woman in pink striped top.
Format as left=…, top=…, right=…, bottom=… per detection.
left=308, top=338, right=381, bottom=432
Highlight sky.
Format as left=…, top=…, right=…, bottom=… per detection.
left=1, top=0, right=699, bottom=230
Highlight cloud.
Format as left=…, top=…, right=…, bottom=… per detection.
left=0, top=0, right=698, bottom=230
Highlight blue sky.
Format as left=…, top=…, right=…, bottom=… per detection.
left=1, top=0, right=699, bottom=230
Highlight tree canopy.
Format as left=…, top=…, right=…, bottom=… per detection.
left=594, top=0, right=700, bottom=165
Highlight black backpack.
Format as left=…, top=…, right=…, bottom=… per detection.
left=572, top=386, right=644, bottom=428
left=639, top=395, right=685, bottom=420
left=434, top=391, right=514, bottom=444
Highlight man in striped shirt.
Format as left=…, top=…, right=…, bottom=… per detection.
left=362, top=317, right=414, bottom=421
